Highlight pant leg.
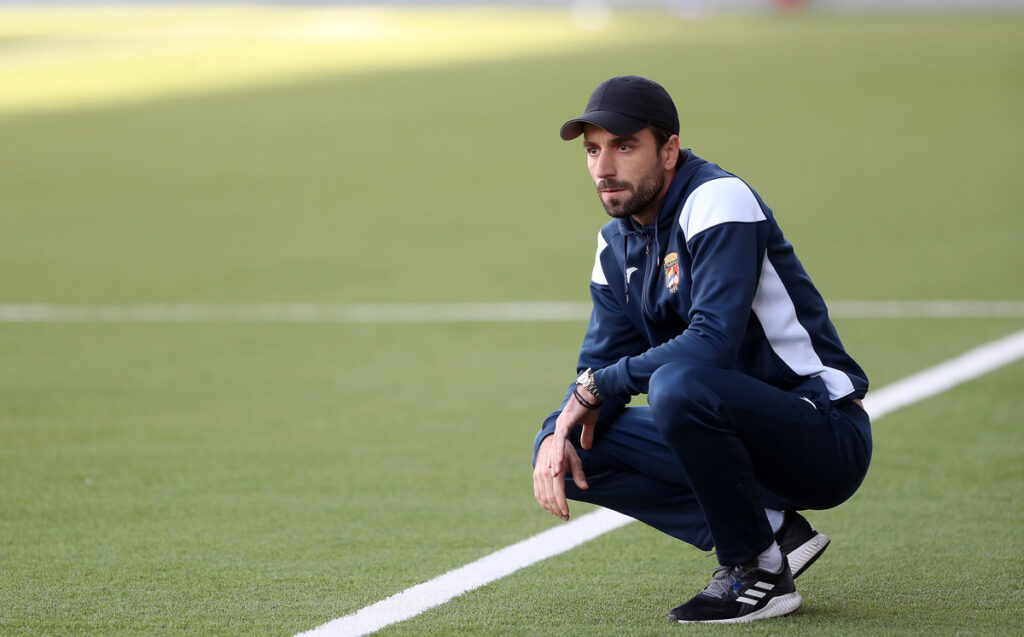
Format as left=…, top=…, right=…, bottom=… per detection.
left=535, top=406, right=714, bottom=551
left=647, top=363, right=872, bottom=566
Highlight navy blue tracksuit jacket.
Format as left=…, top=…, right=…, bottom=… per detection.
left=537, top=150, right=869, bottom=445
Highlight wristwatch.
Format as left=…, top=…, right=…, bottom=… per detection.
left=575, top=368, right=602, bottom=400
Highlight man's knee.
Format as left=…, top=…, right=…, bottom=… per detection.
left=648, top=363, right=720, bottom=433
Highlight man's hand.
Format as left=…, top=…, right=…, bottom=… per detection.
left=533, top=434, right=588, bottom=521
left=550, top=385, right=600, bottom=477
left=533, top=384, right=601, bottom=521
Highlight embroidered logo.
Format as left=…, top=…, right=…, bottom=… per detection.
left=664, top=252, right=680, bottom=293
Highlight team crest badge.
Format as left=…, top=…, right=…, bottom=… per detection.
left=664, top=252, right=680, bottom=293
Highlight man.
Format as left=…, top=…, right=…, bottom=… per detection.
left=532, top=75, right=871, bottom=624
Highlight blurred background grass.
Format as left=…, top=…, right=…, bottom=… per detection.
left=3, top=11, right=1022, bottom=303
left=1, top=6, right=1022, bottom=635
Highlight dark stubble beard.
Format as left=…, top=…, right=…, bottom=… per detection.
left=596, top=160, right=665, bottom=221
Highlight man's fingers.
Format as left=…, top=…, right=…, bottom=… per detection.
left=538, top=469, right=564, bottom=519
left=533, top=467, right=549, bottom=508
left=551, top=430, right=566, bottom=477
left=568, top=448, right=589, bottom=491
left=534, top=428, right=583, bottom=521
left=579, top=423, right=594, bottom=450
left=551, top=466, right=569, bottom=520
left=533, top=446, right=562, bottom=518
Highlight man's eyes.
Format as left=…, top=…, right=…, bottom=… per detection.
left=586, top=145, right=632, bottom=155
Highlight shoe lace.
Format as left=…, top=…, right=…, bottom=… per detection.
left=698, top=564, right=737, bottom=600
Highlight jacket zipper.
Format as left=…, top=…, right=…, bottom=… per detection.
left=641, top=234, right=658, bottom=321
left=624, top=234, right=629, bottom=304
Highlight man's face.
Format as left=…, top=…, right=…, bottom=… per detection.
left=582, top=124, right=665, bottom=221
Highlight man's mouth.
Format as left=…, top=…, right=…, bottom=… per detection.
left=598, top=180, right=631, bottom=196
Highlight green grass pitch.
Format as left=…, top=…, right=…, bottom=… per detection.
left=1, top=8, right=1022, bottom=635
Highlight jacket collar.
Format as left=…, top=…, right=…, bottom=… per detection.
left=616, top=150, right=700, bottom=236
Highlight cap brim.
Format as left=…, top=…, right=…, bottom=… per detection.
left=559, top=110, right=650, bottom=140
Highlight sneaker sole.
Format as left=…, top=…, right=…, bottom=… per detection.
left=788, top=532, right=830, bottom=579
left=673, top=592, right=803, bottom=624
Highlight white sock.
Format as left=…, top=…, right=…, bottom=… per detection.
left=765, top=508, right=785, bottom=534
left=757, top=542, right=784, bottom=574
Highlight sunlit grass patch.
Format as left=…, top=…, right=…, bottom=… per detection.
left=0, top=6, right=681, bottom=116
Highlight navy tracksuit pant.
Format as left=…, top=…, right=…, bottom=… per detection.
left=534, top=363, right=872, bottom=566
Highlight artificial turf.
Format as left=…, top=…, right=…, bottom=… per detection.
left=1, top=8, right=1021, bottom=635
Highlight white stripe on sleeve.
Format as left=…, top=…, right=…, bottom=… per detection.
left=591, top=231, right=609, bottom=285
left=679, top=177, right=766, bottom=241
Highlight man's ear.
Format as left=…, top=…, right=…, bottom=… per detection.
left=662, top=135, right=680, bottom=168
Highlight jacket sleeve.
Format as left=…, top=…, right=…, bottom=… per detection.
left=532, top=234, right=648, bottom=465
left=593, top=180, right=769, bottom=398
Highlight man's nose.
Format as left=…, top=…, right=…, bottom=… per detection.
left=594, top=149, right=616, bottom=178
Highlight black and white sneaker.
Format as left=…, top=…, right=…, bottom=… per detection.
left=775, top=511, right=830, bottom=579
left=668, top=557, right=802, bottom=624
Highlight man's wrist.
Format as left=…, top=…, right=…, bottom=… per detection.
left=572, top=386, right=600, bottom=410
left=575, top=368, right=602, bottom=400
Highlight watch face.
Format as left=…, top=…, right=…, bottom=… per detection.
left=576, top=369, right=597, bottom=395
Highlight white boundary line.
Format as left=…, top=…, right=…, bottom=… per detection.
left=296, top=328, right=1024, bottom=637
left=0, top=300, right=1023, bottom=323
left=296, top=508, right=634, bottom=637
left=860, top=328, right=1024, bottom=419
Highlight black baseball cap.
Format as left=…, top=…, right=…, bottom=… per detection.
left=559, top=75, right=679, bottom=141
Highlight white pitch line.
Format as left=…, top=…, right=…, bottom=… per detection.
left=0, top=300, right=1023, bottom=323
left=297, top=328, right=1024, bottom=637
left=0, top=302, right=590, bottom=323
left=295, top=508, right=633, bottom=637
left=826, top=299, right=1024, bottom=319
left=861, top=328, right=1024, bottom=420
